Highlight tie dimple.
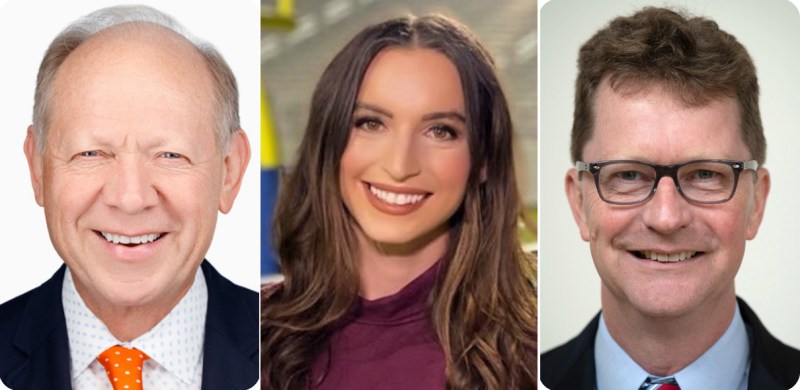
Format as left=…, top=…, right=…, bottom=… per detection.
left=639, top=375, right=681, bottom=390
left=97, top=345, right=150, bottom=390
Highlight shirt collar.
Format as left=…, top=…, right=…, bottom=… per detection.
left=595, top=303, right=750, bottom=390
left=63, top=266, right=208, bottom=385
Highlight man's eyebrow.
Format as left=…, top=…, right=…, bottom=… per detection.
left=355, top=102, right=466, bottom=124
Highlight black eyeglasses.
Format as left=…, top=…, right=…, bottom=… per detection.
left=576, top=159, right=759, bottom=205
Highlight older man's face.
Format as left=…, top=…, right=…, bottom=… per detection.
left=24, top=26, right=245, bottom=312
left=566, top=81, right=769, bottom=318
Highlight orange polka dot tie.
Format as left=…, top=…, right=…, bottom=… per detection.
left=97, top=345, right=150, bottom=390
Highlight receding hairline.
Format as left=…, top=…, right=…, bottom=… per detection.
left=55, top=21, right=212, bottom=82
left=46, top=22, right=218, bottom=130
left=33, top=5, right=241, bottom=152
left=82, top=20, right=200, bottom=50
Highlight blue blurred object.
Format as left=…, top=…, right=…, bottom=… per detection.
left=262, top=85, right=281, bottom=275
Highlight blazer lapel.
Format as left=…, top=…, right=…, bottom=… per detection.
left=7, top=266, right=72, bottom=389
left=541, top=313, right=599, bottom=390
left=739, top=298, right=800, bottom=389
left=544, top=299, right=800, bottom=390
left=200, top=261, right=259, bottom=390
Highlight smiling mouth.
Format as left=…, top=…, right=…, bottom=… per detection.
left=633, top=250, right=701, bottom=263
left=366, top=183, right=431, bottom=206
left=96, top=231, right=164, bottom=247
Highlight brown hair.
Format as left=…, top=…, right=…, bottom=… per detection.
left=571, top=7, right=764, bottom=164
left=261, top=14, right=536, bottom=389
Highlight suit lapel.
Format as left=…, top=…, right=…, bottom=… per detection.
left=739, top=298, right=800, bottom=389
left=200, top=261, right=259, bottom=390
left=544, top=299, right=800, bottom=390
left=7, top=266, right=72, bottom=389
left=541, top=313, right=599, bottom=390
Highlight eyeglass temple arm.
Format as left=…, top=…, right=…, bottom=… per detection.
left=575, top=161, right=591, bottom=172
left=741, top=160, right=759, bottom=171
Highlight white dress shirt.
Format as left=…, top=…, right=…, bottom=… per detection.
left=595, top=303, right=750, bottom=390
left=63, top=267, right=207, bottom=389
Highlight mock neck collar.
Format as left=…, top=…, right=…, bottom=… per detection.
left=351, top=260, right=441, bottom=325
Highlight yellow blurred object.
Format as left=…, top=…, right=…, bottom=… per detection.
left=261, top=84, right=280, bottom=168
left=262, top=0, right=295, bottom=29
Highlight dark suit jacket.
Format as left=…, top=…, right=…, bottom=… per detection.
left=0, top=260, right=258, bottom=390
left=541, top=298, right=800, bottom=390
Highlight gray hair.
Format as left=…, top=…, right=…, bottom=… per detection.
left=33, top=4, right=240, bottom=152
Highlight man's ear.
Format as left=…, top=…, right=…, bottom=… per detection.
left=746, top=167, right=770, bottom=240
left=219, top=129, right=251, bottom=214
left=565, top=168, right=591, bottom=242
left=24, top=126, right=45, bottom=207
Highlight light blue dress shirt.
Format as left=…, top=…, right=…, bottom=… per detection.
left=595, top=303, right=750, bottom=390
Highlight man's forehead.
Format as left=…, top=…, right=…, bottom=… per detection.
left=43, top=22, right=218, bottom=145
left=596, top=76, right=733, bottom=112
left=585, top=79, right=747, bottom=163
left=50, top=22, right=214, bottom=109
left=55, top=23, right=208, bottom=87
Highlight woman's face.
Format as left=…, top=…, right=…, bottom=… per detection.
left=339, top=47, right=471, bottom=248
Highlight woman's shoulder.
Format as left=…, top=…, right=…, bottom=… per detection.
left=261, top=280, right=283, bottom=301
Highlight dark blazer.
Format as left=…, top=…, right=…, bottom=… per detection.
left=541, top=298, right=800, bottom=390
left=0, top=260, right=258, bottom=390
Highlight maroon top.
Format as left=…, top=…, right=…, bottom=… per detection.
left=309, top=262, right=446, bottom=389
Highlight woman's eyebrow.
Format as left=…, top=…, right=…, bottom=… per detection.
left=354, top=102, right=392, bottom=118
left=355, top=102, right=466, bottom=124
left=422, top=111, right=466, bottom=123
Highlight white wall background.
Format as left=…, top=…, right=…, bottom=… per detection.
left=0, top=0, right=260, bottom=309
left=539, top=0, right=800, bottom=355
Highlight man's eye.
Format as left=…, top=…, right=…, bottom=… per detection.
left=80, top=151, right=100, bottom=157
left=695, top=169, right=716, bottom=179
left=618, top=171, right=641, bottom=181
left=162, top=152, right=183, bottom=159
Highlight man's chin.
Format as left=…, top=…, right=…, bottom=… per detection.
left=624, top=290, right=708, bottom=319
left=95, top=281, right=164, bottom=309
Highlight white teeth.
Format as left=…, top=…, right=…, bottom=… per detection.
left=100, top=232, right=162, bottom=245
left=642, top=250, right=697, bottom=262
left=369, top=185, right=426, bottom=206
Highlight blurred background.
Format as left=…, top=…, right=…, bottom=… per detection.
left=261, top=0, right=537, bottom=278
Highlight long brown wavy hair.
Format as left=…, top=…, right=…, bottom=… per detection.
left=261, top=14, right=537, bottom=389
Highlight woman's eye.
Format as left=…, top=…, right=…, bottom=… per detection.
left=428, top=125, right=458, bottom=140
left=162, top=152, right=183, bottom=159
left=354, top=117, right=383, bottom=132
left=80, top=151, right=100, bottom=157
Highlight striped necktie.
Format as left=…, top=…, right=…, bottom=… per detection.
left=639, top=375, right=681, bottom=390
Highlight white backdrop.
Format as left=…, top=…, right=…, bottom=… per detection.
left=539, top=0, right=800, bottom=356
left=0, top=0, right=260, bottom=312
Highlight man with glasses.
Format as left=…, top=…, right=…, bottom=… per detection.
left=541, top=6, right=800, bottom=390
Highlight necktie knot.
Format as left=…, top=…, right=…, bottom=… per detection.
left=640, top=375, right=681, bottom=390
left=97, top=345, right=150, bottom=390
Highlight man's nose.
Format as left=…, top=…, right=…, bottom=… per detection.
left=382, top=130, right=421, bottom=182
left=103, top=156, right=158, bottom=213
left=641, top=176, right=692, bottom=234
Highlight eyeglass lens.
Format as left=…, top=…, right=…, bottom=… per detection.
left=597, top=161, right=736, bottom=203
